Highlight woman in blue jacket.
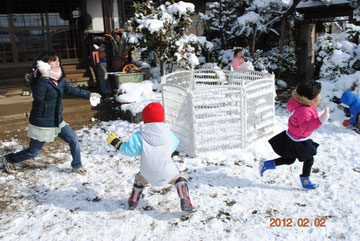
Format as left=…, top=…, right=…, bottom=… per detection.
left=2, top=51, right=101, bottom=175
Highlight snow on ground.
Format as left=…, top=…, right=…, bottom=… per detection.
left=1, top=83, right=360, bottom=240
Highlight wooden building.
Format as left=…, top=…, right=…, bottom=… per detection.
left=0, top=0, right=144, bottom=94
left=0, top=0, right=210, bottom=95
left=296, top=0, right=356, bottom=81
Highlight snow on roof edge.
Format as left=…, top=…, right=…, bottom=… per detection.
left=297, top=0, right=350, bottom=9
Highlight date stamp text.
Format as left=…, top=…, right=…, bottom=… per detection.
left=270, top=218, right=326, bottom=227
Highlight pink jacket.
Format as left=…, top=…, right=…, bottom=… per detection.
left=232, top=57, right=245, bottom=70
left=287, top=91, right=322, bottom=140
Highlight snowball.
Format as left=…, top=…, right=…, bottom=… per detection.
left=90, top=95, right=101, bottom=107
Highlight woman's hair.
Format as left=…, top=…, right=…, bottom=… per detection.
left=35, top=51, right=65, bottom=77
left=25, top=50, right=65, bottom=86
left=234, top=48, right=243, bottom=57
left=296, top=81, right=321, bottom=100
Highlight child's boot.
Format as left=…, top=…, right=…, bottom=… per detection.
left=259, top=160, right=275, bottom=177
left=128, top=184, right=144, bottom=210
left=300, top=176, right=317, bottom=189
left=175, top=177, right=196, bottom=212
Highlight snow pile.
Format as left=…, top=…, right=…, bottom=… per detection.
left=115, top=80, right=160, bottom=114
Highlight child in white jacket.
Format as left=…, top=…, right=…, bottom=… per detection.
left=107, top=102, right=196, bottom=212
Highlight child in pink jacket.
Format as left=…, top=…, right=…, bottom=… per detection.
left=231, top=48, right=245, bottom=70
left=259, top=81, right=330, bottom=189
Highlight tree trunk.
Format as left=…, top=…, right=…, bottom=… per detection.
left=251, top=27, right=256, bottom=59
left=279, top=19, right=286, bottom=54
left=279, top=0, right=301, bottom=54
left=160, top=60, right=165, bottom=76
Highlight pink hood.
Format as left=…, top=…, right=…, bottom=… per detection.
left=286, top=90, right=322, bottom=140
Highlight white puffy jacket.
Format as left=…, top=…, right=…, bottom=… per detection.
left=119, top=123, right=180, bottom=186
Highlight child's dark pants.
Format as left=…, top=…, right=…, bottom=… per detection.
left=274, top=157, right=314, bottom=177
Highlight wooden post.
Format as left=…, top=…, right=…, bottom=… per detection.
left=102, top=0, right=113, bottom=70
left=298, top=17, right=308, bottom=81
left=306, top=21, right=316, bottom=81
left=299, top=17, right=316, bottom=82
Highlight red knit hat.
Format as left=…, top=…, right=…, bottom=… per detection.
left=142, top=102, right=165, bottom=123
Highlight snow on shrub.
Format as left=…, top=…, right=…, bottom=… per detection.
left=130, top=1, right=213, bottom=75
left=215, top=46, right=296, bottom=75
left=257, top=45, right=298, bottom=75
left=316, top=24, right=360, bottom=79
left=175, top=34, right=214, bottom=69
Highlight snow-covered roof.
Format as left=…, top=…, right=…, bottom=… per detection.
left=297, top=0, right=350, bottom=9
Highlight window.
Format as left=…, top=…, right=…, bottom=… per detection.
left=0, top=0, right=82, bottom=65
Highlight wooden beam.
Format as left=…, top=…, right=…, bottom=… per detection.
left=297, top=5, right=353, bottom=19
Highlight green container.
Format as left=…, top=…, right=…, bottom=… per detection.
left=113, top=72, right=144, bottom=88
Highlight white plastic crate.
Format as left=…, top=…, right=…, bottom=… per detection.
left=161, top=69, right=275, bottom=157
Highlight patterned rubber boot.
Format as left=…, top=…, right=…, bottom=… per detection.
left=300, top=176, right=317, bottom=189
left=128, top=184, right=144, bottom=210
left=259, top=160, right=275, bottom=177
left=175, top=177, right=196, bottom=212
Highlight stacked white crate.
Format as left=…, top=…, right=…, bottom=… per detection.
left=162, top=69, right=275, bottom=157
